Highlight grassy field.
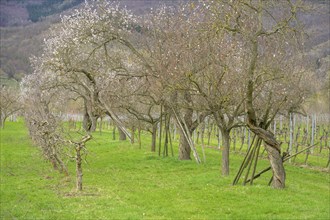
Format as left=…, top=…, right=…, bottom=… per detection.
left=0, top=121, right=329, bottom=219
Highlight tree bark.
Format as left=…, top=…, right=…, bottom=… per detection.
left=54, top=154, right=69, bottom=176
left=83, top=111, right=97, bottom=132
left=151, top=123, right=157, bottom=152
left=112, top=125, right=116, bottom=140
left=118, top=126, right=127, bottom=141
left=0, top=113, right=4, bottom=129
left=247, top=124, right=286, bottom=188
left=265, top=144, right=286, bottom=188
left=163, top=113, right=170, bottom=157
left=138, top=125, right=142, bottom=149
left=178, top=90, right=197, bottom=160
left=178, top=98, right=194, bottom=160
left=131, top=126, right=135, bottom=144
left=0, top=118, right=5, bottom=129
left=73, top=135, right=91, bottom=191
left=76, top=145, right=83, bottom=191
left=99, top=117, right=103, bottom=134
left=179, top=128, right=192, bottom=160
left=221, top=129, right=231, bottom=176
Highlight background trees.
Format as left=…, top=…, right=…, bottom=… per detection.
left=0, top=85, right=21, bottom=128
left=20, top=0, right=322, bottom=190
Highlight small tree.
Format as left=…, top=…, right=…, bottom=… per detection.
left=69, top=135, right=92, bottom=191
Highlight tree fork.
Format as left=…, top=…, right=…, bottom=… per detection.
left=70, top=135, right=92, bottom=191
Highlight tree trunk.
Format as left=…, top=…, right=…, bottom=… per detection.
left=76, top=146, right=83, bottom=191
left=83, top=112, right=97, bottom=132
left=112, top=125, right=116, bottom=140
left=163, top=113, right=170, bottom=157
left=99, top=117, right=103, bottom=134
left=264, top=144, right=286, bottom=188
left=178, top=92, right=196, bottom=160
left=221, top=129, right=231, bottom=176
left=179, top=128, right=192, bottom=160
left=0, top=113, right=2, bottom=129
left=196, top=131, right=200, bottom=144
left=54, top=154, right=69, bottom=176
left=0, top=113, right=6, bottom=129
left=151, top=123, right=157, bottom=152
left=233, top=130, right=237, bottom=151
left=138, top=126, right=142, bottom=149
left=158, top=105, right=163, bottom=156
left=131, top=126, right=135, bottom=144
left=200, top=123, right=206, bottom=162
left=50, top=155, right=58, bottom=171
left=178, top=102, right=194, bottom=160
left=118, top=126, right=126, bottom=141
left=90, top=116, right=97, bottom=132
left=248, top=124, right=286, bottom=188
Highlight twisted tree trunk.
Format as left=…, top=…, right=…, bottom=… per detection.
left=247, top=123, right=285, bottom=188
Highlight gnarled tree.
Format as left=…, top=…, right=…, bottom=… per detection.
left=205, top=0, right=309, bottom=188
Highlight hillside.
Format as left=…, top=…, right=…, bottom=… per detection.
left=0, top=0, right=176, bottom=81
left=0, top=0, right=173, bottom=27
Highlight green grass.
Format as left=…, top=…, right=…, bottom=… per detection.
left=1, top=121, right=329, bottom=219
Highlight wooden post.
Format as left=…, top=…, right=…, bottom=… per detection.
left=138, top=125, right=141, bottom=149
left=306, top=116, right=309, bottom=144
left=232, top=135, right=256, bottom=185
left=239, top=127, right=245, bottom=151
left=246, top=144, right=317, bottom=184
left=173, top=123, right=177, bottom=141
left=131, top=126, right=135, bottom=144
left=158, top=105, right=163, bottom=156
left=233, top=129, right=237, bottom=151
left=112, top=125, right=116, bottom=140
left=168, top=124, right=174, bottom=157
left=201, top=122, right=206, bottom=163
left=289, top=113, right=293, bottom=163
left=247, top=129, right=251, bottom=152
left=311, top=114, right=315, bottom=153
left=217, top=128, right=221, bottom=149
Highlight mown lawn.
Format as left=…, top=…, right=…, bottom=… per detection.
left=0, top=121, right=329, bottom=219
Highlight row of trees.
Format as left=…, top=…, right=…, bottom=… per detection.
left=0, top=85, right=21, bottom=128
left=21, top=0, right=312, bottom=189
